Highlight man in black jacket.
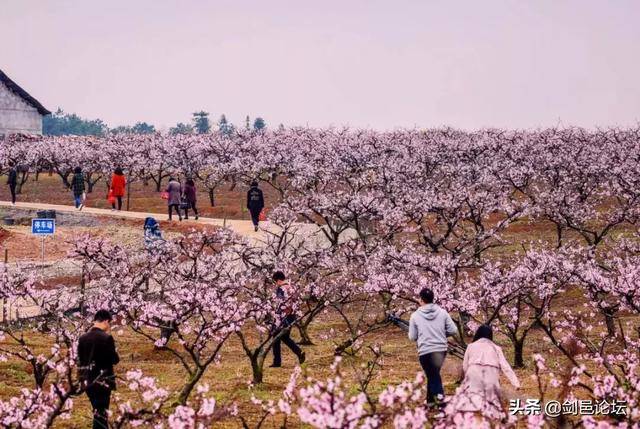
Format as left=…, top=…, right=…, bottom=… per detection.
left=78, top=309, right=120, bottom=429
left=71, top=166, right=85, bottom=210
left=246, top=180, right=264, bottom=232
left=6, top=162, right=17, bottom=205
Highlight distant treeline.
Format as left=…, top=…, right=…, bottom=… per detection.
left=43, top=108, right=267, bottom=136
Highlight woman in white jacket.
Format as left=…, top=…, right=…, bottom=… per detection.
left=452, top=324, right=520, bottom=415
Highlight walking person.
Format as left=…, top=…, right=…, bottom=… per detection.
left=246, top=180, right=264, bottom=232
left=452, top=325, right=520, bottom=414
left=110, top=167, right=126, bottom=211
left=183, top=178, right=199, bottom=220
left=165, top=177, right=182, bottom=221
left=77, top=309, right=120, bottom=429
left=408, top=288, right=458, bottom=405
left=270, top=271, right=306, bottom=368
left=6, top=162, right=17, bottom=205
left=71, top=167, right=86, bottom=210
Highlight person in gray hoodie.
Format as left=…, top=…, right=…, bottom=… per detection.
left=408, top=287, right=458, bottom=405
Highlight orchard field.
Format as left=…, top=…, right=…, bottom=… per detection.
left=1, top=127, right=639, bottom=428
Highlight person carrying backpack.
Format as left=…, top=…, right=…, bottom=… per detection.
left=246, top=180, right=264, bottom=232
left=71, top=167, right=86, bottom=210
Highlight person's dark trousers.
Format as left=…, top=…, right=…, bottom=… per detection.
left=419, top=351, right=447, bottom=404
left=86, top=385, right=111, bottom=429
left=249, top=208, right=261, bottom=227
left=184, top=202, right=198, bottom=219
left=272, top=315, right=303, bottom=366
left=159, top=319, right=176, bottom=346
left=112, top=196, right=122, bottom=210
left=9, top=184, right=16, bottom=204
left=168, top=204, right=182, bottom=221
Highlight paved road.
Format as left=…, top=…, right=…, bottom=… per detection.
left=0, top=200, right=354, bottom=246
left=0, top=200, right=262, bottom=237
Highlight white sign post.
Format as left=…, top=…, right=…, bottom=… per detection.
left=31, top=218, right=56, bottom=263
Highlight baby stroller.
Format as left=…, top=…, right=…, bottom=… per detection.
left=143, top=217, right=165, bottom=253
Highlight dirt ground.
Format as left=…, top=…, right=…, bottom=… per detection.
left=0, top=188, right=635, bottom=427
left=0, top=308, right=554, bottom=428
left=0, top=174, right=281, bottom=220
left=0, top=206, right=215, bottom=263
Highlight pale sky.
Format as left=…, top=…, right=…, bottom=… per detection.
left=2, top=0, right=639, bottom=130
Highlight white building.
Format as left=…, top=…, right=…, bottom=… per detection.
left=0, top=69, right=50, bottom=136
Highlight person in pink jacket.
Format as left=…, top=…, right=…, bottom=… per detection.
left=453, top=325, right=520, bottom=414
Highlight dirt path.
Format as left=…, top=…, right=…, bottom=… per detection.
left=0, top=201, right=356, bottom=321
left=0, top=200, right=262, bottom=237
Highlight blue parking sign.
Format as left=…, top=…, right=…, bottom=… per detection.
left=31, top=218, right=55, bottom=235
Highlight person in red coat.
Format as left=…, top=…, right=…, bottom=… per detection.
left=110, top=167, right=126, bottom=211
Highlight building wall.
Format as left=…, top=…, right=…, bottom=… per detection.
left=0, top=81, right=43, bottom=136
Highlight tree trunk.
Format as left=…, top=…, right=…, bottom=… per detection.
left=79, top=267, right=86, bottom=316
left=473, top=242, right=482, bottom=264
left=57, top=171, right=71, bottom=189
left=459, top=311, right=471, bottom=336
left=16, top=171, right=29, bottom=194
left=604, top=309, right=616, bottom=337
left=176, top=366, right=205, bottom=405
left=126, top=180, right=131, bottom=211
left=209, top=188, right=215, bottom=207
left=155, top=170, right=163, bottom=192
left=34, top=364, right=46, bottom=388
left=85, top=173, right=101, bottom=194
left=297, top=323, right=314, bottom=346
left=87, top=178, right=95, bottom=193
left=555, top=223, right=563, bottom=249
left=250, top=353, right=266, bottom=384
left=513, top=339, right=525, bottom=368
left=334, top=338, right=354, bottom=356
